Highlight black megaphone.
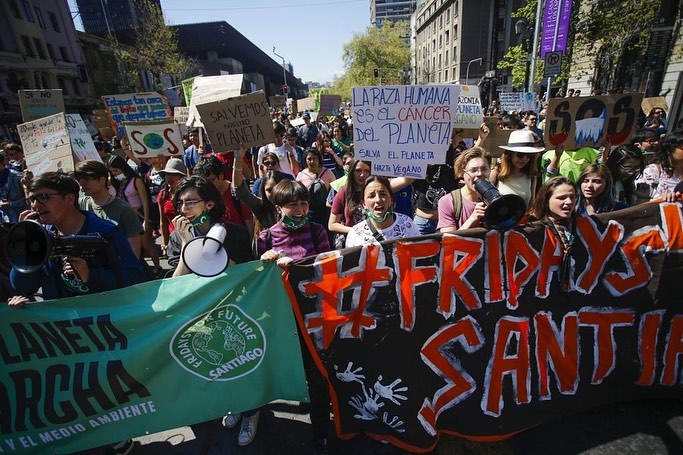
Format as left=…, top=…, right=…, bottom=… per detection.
left=474, top=179, right=526, bottom=231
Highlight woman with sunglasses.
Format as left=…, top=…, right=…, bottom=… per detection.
left=251, top=152, right=294, bottom=197
left=490, top=130, right=543, bottom=208
left=604, top=144, right=645, bottom=206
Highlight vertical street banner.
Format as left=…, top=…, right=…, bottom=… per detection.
left=544, top=93, right=644, bottom=149
left=541, top=0, right=574, bottom=57
left=17, top=113, right=73, bottom=175
left=351, top=85, right=461, bottom=179
left=196, top=91, right=275, bottom=151
left=284, top=202, right=683, bottom=452
left=101, top=92, right=172, bottom=139
left=123, top=120, right=184, bottom=158
left=18, top=90, right=65, bottom=122
left=66, top=114, right=101, bottom=163
left=0, top=261, right=309, bottom=455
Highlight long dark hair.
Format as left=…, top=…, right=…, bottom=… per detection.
left=575, top=164, right=616, bottom=214
left=253, top=170, right=289, bottom=235
left=658, top=130, right=683, bottom=174
left=344, top=159, right=372, bottom=208
left=108, top=155, right=141, bottom=196
left=529, top=176, right=575, bottom=221
left=605, top=144, right=644, bottom=204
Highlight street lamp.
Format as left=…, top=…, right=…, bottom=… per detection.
left=464, top=58, right=483, bottom=85
left=272, top=47, right=288, bottom=97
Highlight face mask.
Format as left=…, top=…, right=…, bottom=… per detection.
left=365, top=207, right=393, bottom=223
left=282, top=214, right=309, bottom=230
left=191, top=211, right=210, bottom=226
left=114, top=173, right=126, bottom=181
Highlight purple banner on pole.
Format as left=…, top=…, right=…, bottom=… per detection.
left=541, top=0, right=574, bottom=57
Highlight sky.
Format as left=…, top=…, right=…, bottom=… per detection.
left=67, top=0, right=371, bottom=84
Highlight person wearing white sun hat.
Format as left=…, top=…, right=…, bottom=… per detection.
left=490, top=129, right=544, bottom=208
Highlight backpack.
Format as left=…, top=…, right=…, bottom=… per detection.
left=450, top=188, right=463, bottom=224
left=309, top=171, right=330, bottom=215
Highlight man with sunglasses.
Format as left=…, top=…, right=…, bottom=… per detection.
left=7, top=172, right=144, bottom=308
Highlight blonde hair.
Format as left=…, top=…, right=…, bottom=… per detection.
left=454, top=147, right=491, bottom=178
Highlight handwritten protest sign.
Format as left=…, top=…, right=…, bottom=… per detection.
left=545, top=93, right=644, bottom=149
left=269, top=95, right=287, bottom=109
left=641, top=96, right=668, bottom=116
left=188, top=74, right=244, bottom=128
left=499, top=91, right=537, bottom=113
left=196, top=91, right=275, bottom=150
left=123, top=120, right=183, bottom=158
left=66, top=114, right=101, bottom=163
left=452, top=85, right=484, bottom=129
left=351, top=85, right=461, bottom=178
left=173, top=106, right=189, bottom=125
left=318, top=94, right=342, bottom=117
left=297, top=97, right=316, bottom=113
left=17, top=113, right=73, bottom=175
left=91, top=109, right=115, bottom=140
left=18, top=89, right=65, bottom=122
left=101, top=92, right=172, bottom=138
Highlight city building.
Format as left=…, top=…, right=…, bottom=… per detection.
left=172, top=22, right=307, bottom=100
left=371, top=0, right=417, bottom=27
left=76, top=0, right=162, bottom=36
left=0, top=0, right=90, bottom=134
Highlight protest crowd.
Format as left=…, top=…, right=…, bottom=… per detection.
left=1, top=87, right=682, bottom=455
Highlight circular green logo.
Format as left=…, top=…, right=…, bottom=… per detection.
left=143, top=133, right=164, bottom=149
left=170, top=304, right=266, bottom=381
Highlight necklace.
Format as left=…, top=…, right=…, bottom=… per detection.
left=548, top=217, right=573, bottom=291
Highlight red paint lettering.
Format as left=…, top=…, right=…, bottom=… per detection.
left=535, top=227, right=563, bottom=298
left=636, top=310, right=664, bottom=386
left=505, top=231, right=540, bottom=309
left=163, top=127, right=180, bottom=155
left=579, top=309, right=635, bottom=384
left=130, top=131, right=147, bottom=155
left=438, top=236, right=484, bottom=317
left=604, top=227, right=666, bottom=295
left=661, top=203, right=683, bottom=252
left=395, top=241, right=440, bottom=331
left=575, top=217, right=623, bottom=294
left=485, top=231, right=504, bottom=303
left=661, top=315, right=683, bottom=386
left=534, top=312, right=579, bottom=399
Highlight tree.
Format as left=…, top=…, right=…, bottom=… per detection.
left=109, top=0, right=195, bottom=92
left=331, top=22, right=411, bottom=99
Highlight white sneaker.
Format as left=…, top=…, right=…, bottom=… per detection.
left=222, top=413, right=241, bottom=429
left=237, top=412, right=260, bottom=446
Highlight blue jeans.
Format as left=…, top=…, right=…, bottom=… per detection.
left=414, top=214, right=437, bottom=235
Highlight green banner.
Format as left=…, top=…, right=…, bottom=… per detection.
left=0, top=262, right=308, bottom=454
left=181, top=77, right=196, bottom=106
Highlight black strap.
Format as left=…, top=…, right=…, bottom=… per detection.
left=366, top=217, right=393, bottom=243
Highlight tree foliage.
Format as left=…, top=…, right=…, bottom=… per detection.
left=331, top=22, right=411, bottom=99
left=109, top=0, right=195, bottom=92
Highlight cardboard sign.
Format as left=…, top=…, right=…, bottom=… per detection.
left=66, top=114, right=101, bottom=163
left=289, top=99, right=298, bottom=115
left=18, top=89, right=65, bottom=122
left=318, top=94, right=342, bottom=117
left=187, top=74, right=244, bottom=128
left=499, top=92, right=537, bottom=113
left=545, top=93, right=644, bottom=149
left=351, top=85, right=461, bottom=178
left=452, top=85, right=484, bottom=129
left=101, top=92, right=172, bottom=138
left=196, top=91, right=275, bottom=151
left=290, top=117, right=306, bottom=127
left=123, top=120, right=184, bottom=158
left=641, top=96, right=668, bottom=116
left=269, top=95, right=287, bottom=109
left=17, top=113, right=73, bottom=175
left=297, top=97, right=316, bottom=113
left=481, top=117, right=514, bottom=157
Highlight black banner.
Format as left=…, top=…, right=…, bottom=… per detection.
left=285, top=202, right=683, bottom=452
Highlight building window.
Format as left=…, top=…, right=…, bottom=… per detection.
left=58, top=77, right=68, bottom=94
left=445, top=69, right=449, bottom=81
left=8, top=0, right=20, bottom=18
left=21, top=35, right=34, bottom=57
left=446, top=7, right=450, bottom=24
left=446, top=30, right=449, bottom=44
left=34, top=7, right=46, bottom=28
left=439, top=35, right=442, bottom=48
left=46, top=43, right=55, bottom=60
left=20, top=0, right=33, bottom=21
left=72, top=80, right=81, bottom=96
left=33, top=38, right=45, bottom=59
left=59, top=46, right=70, bottom=62
left=445, top=50, right=449, bottom=64
left=49, top=12, right=61, bottom=33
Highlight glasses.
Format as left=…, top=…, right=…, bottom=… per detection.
left=514, top=152, right=531, bottom=159
left=464, top=167, right=490, bottom=176
left=175, top=199, right=204, bottom=209
left=263, top=161, right=277, bottom=167
left=28, top=192, right=62, bottom=203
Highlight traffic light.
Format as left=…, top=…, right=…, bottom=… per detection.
left=282, top=84, right=288, bottom=94
left=373, top=68, right=379, bottom=78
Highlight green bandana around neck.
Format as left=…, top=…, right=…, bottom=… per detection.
left=192, top=211, right=210, bottom=226
left=364, top=207, right=393, bottom=223
left=282, top=213, right=309, bottom=230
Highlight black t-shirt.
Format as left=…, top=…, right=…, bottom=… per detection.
left=413, top=144, right=463, bottom=211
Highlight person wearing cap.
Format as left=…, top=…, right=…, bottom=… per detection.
left=490, top=129, right=544, bottom=208
left=158, top=158, right=188, bottom=257
left=298, top=113, right=319, bottom=148
left=76, top=160, right=144, bottom=258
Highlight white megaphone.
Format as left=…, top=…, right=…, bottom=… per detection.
left=182, top=224, right=229, bottom=277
